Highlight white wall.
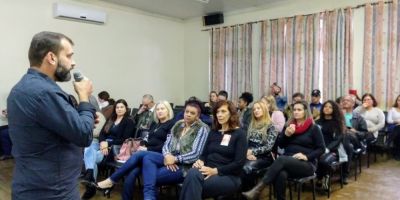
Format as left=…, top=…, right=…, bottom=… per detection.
left=0, top=0, right=185, bottom=110
left=183, top=0, right=373, bottom=101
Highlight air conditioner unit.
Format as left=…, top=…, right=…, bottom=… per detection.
left=53, top=3, right=107, bottom=24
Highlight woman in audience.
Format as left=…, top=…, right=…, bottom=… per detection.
left=98, top=99, right=209, bottom=200
left=387, top=95, right=400, bottom=160
left=179, top=100, right=247, bottom=200
left=98, top=91, right=115, bottom=120
left=81, top=99, right=134, bottom=199
left=96, top=101, right=175, bottom=199
left=353, top=93, right=385, bottom=141
left=262, top=95, right=286, bottom=132
left=205, top=91, right=218, bottom=114
left=315, top=100, right=346, bottom=189
left=242, top=101, right=325, bottom=200
left=242, top=101, right=278, bottom=190
left=139, top=98, right=209, bottom=200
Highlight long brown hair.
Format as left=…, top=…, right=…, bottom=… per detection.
left=104, top=99, right=128, bottom=133
left=212, top=100, right=240, bottom=131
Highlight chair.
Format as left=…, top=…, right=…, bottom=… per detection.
left=288, top=173, right=317, bottom=200
left=352, top=148, right=363, bottom=181
left=327, top=161, right=344, bottom=198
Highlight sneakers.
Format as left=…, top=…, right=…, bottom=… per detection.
left=322, top=175, right=330, bottom=191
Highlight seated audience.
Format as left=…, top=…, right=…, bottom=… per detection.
left=270, top=82, right=287, bottom=111
left=96, top=101, right=175, bottom=199
left=174, top=97, right=212, bottom=126
left=310, top=89, right=322, bottom=120
left=242, top=101, right=325, bottom=200
left=242, top=101, right=278, bottom=190
left=353, top=93, right=385, bottom=140
left=316, top=100, right=346, bottom=188
left=134, top=94, right=156, bottom=138
left=139, top=99, right=209, bottom=200
left=98, top=91, right=115, bottom=120
left=262, top=95, right=286, bottom=132
left=340, top=95, right=369, bottom=181
left=81, top=99, right=134, bottom=199
left=179, top=100, right=247, bottom=200
left=349, top=89, right=362, bottom=108
left=205, top=91, right=218, bottom=114
left=387, top=95, right=400, bottom=160
left=238, top=92, right=254, bottom=131
left=218, top=90, right=228, bottom=101
left=284, top=92, right=305, bottom=119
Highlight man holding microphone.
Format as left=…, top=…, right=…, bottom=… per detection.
left=7, top=31, right=96, bottom=200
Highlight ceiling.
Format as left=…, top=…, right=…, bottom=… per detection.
left=99, top=0, right=285, bottom=20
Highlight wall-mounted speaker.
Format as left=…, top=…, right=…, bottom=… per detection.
left=203, top=13, right=224, bottom=26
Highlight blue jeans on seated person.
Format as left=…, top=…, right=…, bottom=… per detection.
left=83, top=139, right=104, bottom=181
left=110, top=150, right=158, bottom=200
left=0, top=126, right=12, bottom=156
left=142, top=152, right=185, bottom=200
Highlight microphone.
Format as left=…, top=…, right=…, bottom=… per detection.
left=73, top=71, right=86, bottom=82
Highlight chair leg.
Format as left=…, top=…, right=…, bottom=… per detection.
left=297, top=183, right=301, bottom=200
left=354, top=158, right=358, bottom=181
left=340, top=164, right=344, bottom=189
left=328, top=170, right=332, bottom=198
left=312, top=179, right=316, bottom=200
left=269, top=184, right=272, bottom=200
left=289, top=182, right=293, bottom=200
left=359, top=156, right=362, bottom=173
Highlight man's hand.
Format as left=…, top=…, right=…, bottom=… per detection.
left=73, top=79, right=93, bottom=102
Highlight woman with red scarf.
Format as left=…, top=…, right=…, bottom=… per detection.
left=242, top=101, right=325, bottom=200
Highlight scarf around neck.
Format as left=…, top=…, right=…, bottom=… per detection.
left=290, top=117, right=313, bottom=135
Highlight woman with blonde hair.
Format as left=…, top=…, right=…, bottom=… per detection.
left=261, top=95, right=286, bottom=132
left=242, top=101, right=278, bottom=190
left=243, top=101, right=325, bottom=200
left=96, top=100, right=175, bottom=199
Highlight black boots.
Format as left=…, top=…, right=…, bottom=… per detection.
left=81, top=185, right=96, bottom=200
left=81, top=169, right=95, bottom=185
left=81, top=169, right=96, bottom=199
left=242, top=181, right=266, bottom=200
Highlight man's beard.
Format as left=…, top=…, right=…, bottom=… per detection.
left=54, top=62, right=72, bottom=82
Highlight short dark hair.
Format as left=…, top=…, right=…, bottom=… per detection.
left=212, top=100, right=239, bottom=131
left=292, top=92, right=305, bottom=100
left=184, top=97, right=204, bottom=115
left=28, top=31, right=74, bottom=67
left=218, top=90, right=228, bottom=99
left=361, top=93, right=378, bottom=107
left=239, top=92, right=253, bottom=105
left=98, top=91, right=110, bottom=101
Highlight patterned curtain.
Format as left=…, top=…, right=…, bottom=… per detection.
left=259, top=14, right=321, bottom=103
left=210, top=24, right=253, bottom=101
left=362, top=0, right=400, bottom=109
left=321, top=8, right=354, bottom=101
